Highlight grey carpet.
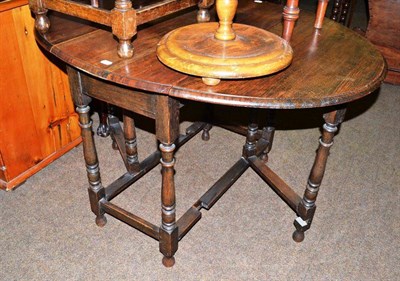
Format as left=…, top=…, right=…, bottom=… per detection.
left=1, top=83, right=399, bottom=280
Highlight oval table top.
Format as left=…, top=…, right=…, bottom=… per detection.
left=36, top=0, right=386, bottom=109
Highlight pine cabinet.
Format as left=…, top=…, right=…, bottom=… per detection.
left=0, top=1, right=81, bottom=190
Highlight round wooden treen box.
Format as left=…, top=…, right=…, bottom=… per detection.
left=157, top=0, right=293, bottom=86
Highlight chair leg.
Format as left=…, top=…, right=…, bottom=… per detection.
left=315, top=0, right=330, bottom=28
left=197, top=0, right=214, bottom=22
left=293, top=107, right=346, bottom=242
left=282, top=0, right=300, bottom=42
left=31, top=0, right=50, bottom=34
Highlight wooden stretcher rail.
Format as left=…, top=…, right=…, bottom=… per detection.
left=249, top=156, right=302, bottom=212
left=105, top=151, right=161, bottom=200
left=136, top=0, right=198, bottom=25
left=101, top=200, right=161, bottom=240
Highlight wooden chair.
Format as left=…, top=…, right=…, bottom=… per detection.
left=29, top=0, right=331, bottom=59
left=29, top=0, right=215, bottom=58
left=283, top=0, right=330, bottom=42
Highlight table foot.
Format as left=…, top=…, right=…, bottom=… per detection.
left=35, top=12, right=50, bottom=34
left=117, top=39, right=134, bottom=59
left=201, top=124, right=212, bottom=141
left=292, top=229, right=305, bottom=243
left=97, top=123, right=110, bottom=137
left=260, top=154, right=269, bottom=162
left=95, top=215, right=107, bottom=227
left=112, top=139, right=118, bottom=150
left=197, top=0, right=214, bottom=23
left=96, top=102, right=111, bottom=137
left=162, top=256, right=175, bottom=267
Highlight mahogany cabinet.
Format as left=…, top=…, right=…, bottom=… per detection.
left=0, top=0, right=81, bottom=190
left=366, top=0, right=400, bottom=84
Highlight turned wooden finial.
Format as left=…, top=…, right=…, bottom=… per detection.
left=214, top=0, right=238, bottom=41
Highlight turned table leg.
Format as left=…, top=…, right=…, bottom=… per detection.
left=260, top=110, right=276, bottom=162
left=293, top=107, right=346, bottom=242
left=67, top=67, right=107, bottom=227
left=123, top=111, right=140, bottom=173
left=96, top=102, right=110, bottom=138
left=155, top=95, right=180, bottom=267
left=159, top=142, right=178, bottom=267
left=77, top=105, right=107, bottom=227
left=243, top=121, right=258, bottom=158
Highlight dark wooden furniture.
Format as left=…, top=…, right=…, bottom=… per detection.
left=366, top=0, right=400, bottom=84
left=157, top=0, right=294, bottom=86
left=29, top=0, right=334, bottom=59
left=33, top=0, right=386, bottom=267
left=29, top=0, right=215, bottom=58
left=0, top=0, right=81, bottom=190
left=330, top=0, right=356, bottom=26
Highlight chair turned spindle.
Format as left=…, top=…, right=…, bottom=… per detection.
left=282, top=0, right=300, bottom=42
left=282, top=0, right=330, bottom=42
left=29, top=0, right=212, bottom=58
left=315, top=0, right=329, bottom=28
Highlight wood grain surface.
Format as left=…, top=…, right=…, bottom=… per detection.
left=35, top=0, right=386, bottom=109
left=366, top=0, right=400, bottom=84
left=0, top=5, right=81, bottom=190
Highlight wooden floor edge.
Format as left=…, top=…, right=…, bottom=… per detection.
left=0, top=137, right=82, bottom=191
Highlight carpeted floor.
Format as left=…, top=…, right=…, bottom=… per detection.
left=1, top=1, right=399, bottom=279
left=1, top=83, right=399, bottom=280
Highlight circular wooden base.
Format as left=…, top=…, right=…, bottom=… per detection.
left=157, top=23, right=293, bottom=84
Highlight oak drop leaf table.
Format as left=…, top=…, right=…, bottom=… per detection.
left=34, top=1, right=386, bottom=267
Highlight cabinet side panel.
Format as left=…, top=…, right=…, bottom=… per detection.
left=0, top=151, right=7, bottom=184
left=12, top=5, right=81, bottom=157
left=0, top=8, right=44, bottom=181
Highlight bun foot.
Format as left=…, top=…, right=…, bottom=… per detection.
left=201, top=124, right=212, bottom=141
left=260, top=154, right=269, bottom=163
left=35, top=13, right=50, bottom=34
left=97, top=123, right=110, bottom=137
left=202, top=130, right=210, bottom=141
left=95, top=215, right=107, bottom=227
left=202, top=77, right=221, bottom=86
left=292, top=230, right=305, bottom=243
left=117, top=39, right=134, bottom=59
left=162, top=256, right=175, bottom=267
left=112, top=140, right=118, bottom=150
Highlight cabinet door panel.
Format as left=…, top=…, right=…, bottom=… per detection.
left=0, top=5, right=81, bottom=188
left=0, top=9, right=44, bottom=180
